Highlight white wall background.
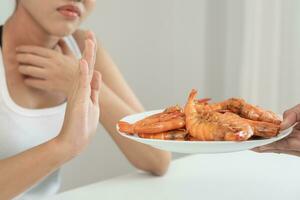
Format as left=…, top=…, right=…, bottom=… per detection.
left=1, top=0, right=300, bottom=192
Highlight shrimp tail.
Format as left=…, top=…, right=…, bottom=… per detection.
left=118, top=121, right=135, bottom=135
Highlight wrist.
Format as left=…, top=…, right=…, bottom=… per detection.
left=48, top=135, right=75, bottom=164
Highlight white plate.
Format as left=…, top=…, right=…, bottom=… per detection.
left=117, top=110, right=293, bottom=154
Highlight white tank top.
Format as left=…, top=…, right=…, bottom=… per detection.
left=0, top=28, right=82, bottom=199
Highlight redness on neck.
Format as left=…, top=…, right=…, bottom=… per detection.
left=4, top=5, right=60, bottom=51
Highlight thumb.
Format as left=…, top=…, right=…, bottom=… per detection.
left=83, top=39, right=96, bottom=75
left=280, top=108, right=300, bottom=130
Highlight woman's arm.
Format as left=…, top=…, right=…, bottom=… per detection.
left=94, top=46, right=144, bottom=112
left=0, top=35, right=101, bottom=199
left=74, top=30, right=171, bottom=175
left=73, top=30, right=144, bottom=112
left=0, top=139, right=68, bottom=200
left=99, top=83, right=171, bottom=175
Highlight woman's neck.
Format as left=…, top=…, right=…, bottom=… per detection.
left=4, top=5, right=59, bottom=52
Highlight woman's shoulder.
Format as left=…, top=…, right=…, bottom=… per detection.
left=72, top=29, right=102, bottom=53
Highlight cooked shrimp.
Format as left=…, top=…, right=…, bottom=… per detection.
left=138, top=129, right=187, bottom=140
left=185, top=134, right=201, bottom=141
left=244, top=119, right=280, bottom=138
left=118, top=106, right=186, bottom=134
left=195, top=97, right=280, bottom=138
left=196, top=98, right=282, bottom=125
left=185, top=90, right=253, bottom=141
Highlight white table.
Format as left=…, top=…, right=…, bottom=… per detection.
left=47, top=151, right=300, bottom=200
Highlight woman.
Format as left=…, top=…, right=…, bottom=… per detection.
left=0, top=0, right=171, bottom=199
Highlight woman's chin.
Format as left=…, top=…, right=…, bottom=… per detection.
left=47, top=23, right=79, bottom=37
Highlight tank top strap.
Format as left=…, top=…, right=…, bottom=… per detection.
left=63, top=35, right=82, bottom=59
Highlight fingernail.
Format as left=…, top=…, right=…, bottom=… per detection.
left=86, top=30, right=94, bottom=38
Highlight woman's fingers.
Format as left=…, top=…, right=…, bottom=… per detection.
left=16, top=46, right=57, bottom=58
left=18, top=65, right=47, bottom=79
left=83, top=39, right=96, bottom=74
left=90, top=71, right=102, bottom=105
left=23, top=78, right=48, bottom=90
left=86, top=31, right=97, bottom=44
left=16, top=53, right=51, bottom=68
left=281, top=105, right=300, bottom=130
left=68, top=59, right=90, bottom=105
left=77, top=59, right=90, bottom=101
left=82, top=31, right=97, bottom=73
left=68, top=31, right=97, bottom=105
left=86, top=31, right=97, bottom=60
